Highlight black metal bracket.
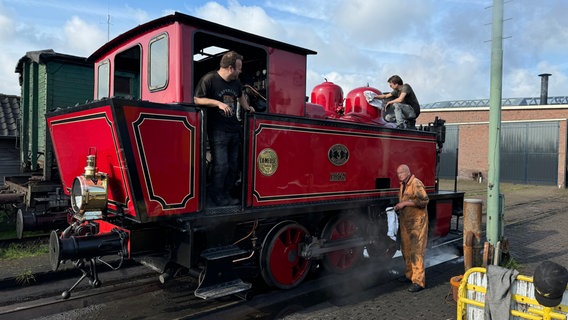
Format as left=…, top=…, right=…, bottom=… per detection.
left=61, top=258, right=101, bottom=299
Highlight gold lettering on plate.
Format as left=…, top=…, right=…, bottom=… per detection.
left=257, top=148, right=278, bottom=176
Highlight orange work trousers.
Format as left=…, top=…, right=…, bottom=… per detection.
left=399, top=210, right=428, bottom=288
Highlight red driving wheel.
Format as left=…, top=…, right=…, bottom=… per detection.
left=321, top=215, right=362, bottom=273
left=260, top=221, right=311, bottom=289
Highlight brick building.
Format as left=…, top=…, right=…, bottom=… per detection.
left=418, top=97, right=568, bottom=187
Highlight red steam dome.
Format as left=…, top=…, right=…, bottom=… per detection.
left=310, top=81, right=344, bottom=114
left=344, top=86, right=382, bottom=121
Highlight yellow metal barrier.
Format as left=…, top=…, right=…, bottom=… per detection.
left=457, top=267, right=568, bottom=320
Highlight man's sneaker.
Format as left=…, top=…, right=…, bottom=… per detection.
left=408, top=283, right=424, bottom=292
left=406, top=119, right=417, bottom=129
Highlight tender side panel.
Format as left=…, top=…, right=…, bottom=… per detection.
left=248, top=117, right=437, bottom=206
left=48, top=105, right=132, bottom=216
left=119, top=105, right=201, bottom=219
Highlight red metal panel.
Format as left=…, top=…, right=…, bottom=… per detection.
left=248, top=117, right=437, bottom=206
left=121, top=106, right=201, bottom=218
left=48, top=105, right=133, bottom=216
left=267, top=49, right=308, bottom=116
left=48, top=101, right=202, bottom=221
left=434, top=200, right=453, bottom=237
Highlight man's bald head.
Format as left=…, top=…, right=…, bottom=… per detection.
left=396, top=164, right=411, bottom=182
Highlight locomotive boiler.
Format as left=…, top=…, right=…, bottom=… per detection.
left=47, top=12, right=463, bottom=299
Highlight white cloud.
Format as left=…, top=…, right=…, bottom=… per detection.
left=0, top=4, right=24, bottom=95
left=0, top=51, right=20, bottom=96
left=0, top=6, right=14, bottom=40
left=193, top=0, right=284, bottom=40
left=335, top=0, right=432, bottom=43
left=506, top=69, right=538, bottom=98
left=63, top=16, right=106, bottom=56
left=1, top=0, right=568, bottom=104
left=508, top=62, right=568, bottom=99
left=264, top=0, right=338, bottom=21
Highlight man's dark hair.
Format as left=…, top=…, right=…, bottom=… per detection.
left=220, top=51, right=243, bottom=69
left=388, top=75, right=403, bottom=85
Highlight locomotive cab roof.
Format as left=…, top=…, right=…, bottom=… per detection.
left=89, top=12, right=316, bottom=117
left=89, top=12, right=316, bottom=62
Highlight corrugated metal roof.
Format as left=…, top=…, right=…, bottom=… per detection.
left=0, top=94, right=19, bottom=137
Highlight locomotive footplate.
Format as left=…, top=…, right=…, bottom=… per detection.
left=194, top=245, right=252, bottom=299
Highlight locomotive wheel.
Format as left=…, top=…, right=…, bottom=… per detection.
left=321, top=215, right=363, bottom=273
left=16, top=208, right=25, bottom=240
left=16, top=208, right=34, bottom=240
left=260, top=221, right=311, bottom=289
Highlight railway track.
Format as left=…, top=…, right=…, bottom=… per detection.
left=0, top=267, right=249, bottom=320
left=0, top=235, right=461, bottom=320
left=0, top=274, right=160, bottom=319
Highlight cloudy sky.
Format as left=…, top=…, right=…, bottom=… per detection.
left=0, top=0, right=566, bottom=104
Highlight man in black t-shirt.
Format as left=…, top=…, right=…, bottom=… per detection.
left=375, top=75, right=420, bottom=129
left=194, top=51, right=254, bottom=206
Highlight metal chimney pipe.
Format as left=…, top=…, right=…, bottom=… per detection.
left=539, top=73, right=551, bottom=105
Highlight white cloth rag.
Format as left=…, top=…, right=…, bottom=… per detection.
left=386, top=207, right=398, bottom=241
left=363, top=90, right=383, bottom=109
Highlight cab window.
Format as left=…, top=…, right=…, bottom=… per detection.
left=149, top=33, right=168, bottom=91
left=97, top=60, right=110, bottom=99
left=114, top=45, right=141, bottom=99
left=192, top=32, right=268, bottom=113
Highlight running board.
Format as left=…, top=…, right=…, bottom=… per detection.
left=194, top=245, right=251, bottom=299
left=195, top=279, right=252, bottom=299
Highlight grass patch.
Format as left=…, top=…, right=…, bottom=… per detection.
left=0, top=241, right=49, bottom=260
left=501, top=254, right=521, bottom=271
left=15, top=269, right=36, bottom=285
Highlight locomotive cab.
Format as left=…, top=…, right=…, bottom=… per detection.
left=90, top=13, right=314, bottom=115
left=86, top=13, right=318, bottom=212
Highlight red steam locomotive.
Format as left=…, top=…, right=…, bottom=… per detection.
left=47, top=12, right=463, bottom=299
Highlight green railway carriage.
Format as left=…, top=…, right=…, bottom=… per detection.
left=1, top=50, right=93, bottom=238
left=15, top=49, right=94, bottom=178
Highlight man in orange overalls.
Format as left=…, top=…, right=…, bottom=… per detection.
left=394, top=164, right=429, bottom=292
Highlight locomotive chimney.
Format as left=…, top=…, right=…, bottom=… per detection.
left=538, top=73, right=551, bottom=105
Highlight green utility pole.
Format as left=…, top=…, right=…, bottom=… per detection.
left=487, top=0, right=504, bottom=250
